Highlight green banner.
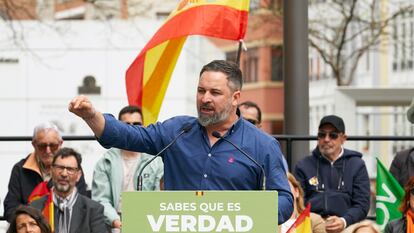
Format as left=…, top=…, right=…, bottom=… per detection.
left=123, top=191, right=278, bottom=233
left=376, top=158, right=405, bottom=231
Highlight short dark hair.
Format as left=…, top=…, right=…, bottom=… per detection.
left=52, top=147, right=82, bottom=168
left=239, top=101, right=262, bottom=123
left=7, top=205, right=51, bottom=233
left=200, top=60, right=243, bottom=91
left=118, top=105, right=143, bottom=121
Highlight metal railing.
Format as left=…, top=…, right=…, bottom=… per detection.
left=1, top=135, right=414, bottom=221
left=274, top=135, right=414, bottom=170
left=3, top=134, right=414, bottom=156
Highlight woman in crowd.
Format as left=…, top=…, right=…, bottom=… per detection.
left=351, top=220, right=380, bottom=233
left=7, top=205, right=51, bottom=233
left=280, top=173, right=326, bottom=233
left=385, top=176, right=414, bottom=233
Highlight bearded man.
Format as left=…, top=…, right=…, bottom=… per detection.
left=31, top=147, right=106, bottom=233
left=68, top=60, right=293, bottom=224
left=4, top=122, right=87, bottom=222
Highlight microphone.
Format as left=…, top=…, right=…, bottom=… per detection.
left=212, top=131, right=266, bottom=190
left=137, top=124, right=193, bottom=191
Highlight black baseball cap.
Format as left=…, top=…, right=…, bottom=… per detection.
left=319, top=115, right=345, bottom=133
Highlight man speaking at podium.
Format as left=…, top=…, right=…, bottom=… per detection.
left=69, top=60, right=293, bottom=224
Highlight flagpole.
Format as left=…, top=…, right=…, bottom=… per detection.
left=236, top=40, right=243, bottom=66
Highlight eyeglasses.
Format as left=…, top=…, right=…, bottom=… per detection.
left=36, top=143, right=60, bottom=152
left=125, top=122, right=142, bottom=126
left=245, top=118, right=258, bottom=125
left=52, top=164, right=79, bottom=175
left=317, top=131, right=339, bottom=140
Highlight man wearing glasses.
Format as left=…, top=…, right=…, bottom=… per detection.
left=3, top=122, right=87, bottom=222
left=238, top=101, right=262, bottom=128
left=91, top=105, right=163, bottom=232
left=32, top=147, right=106, bottom=232
left=294, top=115, right=370, bottom=233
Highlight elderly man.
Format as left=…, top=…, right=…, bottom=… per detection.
left=4, top=122, right=87, bottom=222
left=294, top=115, right=370, bottom=233
left=69, top=60, right=293, bottom=224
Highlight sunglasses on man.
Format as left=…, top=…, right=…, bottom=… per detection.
left=317, top=131, right=340, bottom=140
left=36, top=143, right=60, bottom=152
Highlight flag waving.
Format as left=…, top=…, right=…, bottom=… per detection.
left=376, top=158, right=405, bottom=230
left=126, top=0, right=250, bottom=125
left=286, top=203, right=311, bottom=233
left=28, top=181, right=54, bottom=232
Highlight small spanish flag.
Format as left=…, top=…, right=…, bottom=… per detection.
left=28, top=181, right=54, bottom=232
left=195, top=191, right=204, bottom=196
left=286, top=203, right=311, bottom=233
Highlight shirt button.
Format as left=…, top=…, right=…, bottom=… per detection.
left=203, top=174, right=208, bottom=178
left=208, top=153, right=212, bottom=157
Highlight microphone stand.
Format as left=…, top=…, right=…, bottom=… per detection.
left=212, top=131, right=266, bottom=190
left=137, top=124, right=192, bottom=191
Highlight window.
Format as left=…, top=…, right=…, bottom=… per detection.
left=392, top=11, right=414, bottom=72
left=272, top=46, right=283, bottom=81
left=243, top=48, right=258, bottom=83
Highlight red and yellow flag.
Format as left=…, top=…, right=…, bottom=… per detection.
left=286, top=203, right=311, bottom=233
left=126, top=0, right=250, bottom=125
left=28, top=181, right=54, bottom=232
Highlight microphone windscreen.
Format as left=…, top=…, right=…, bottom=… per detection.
left=211, top=131, right=222, bottom=138
left=182, top=124, right=193, bottom=133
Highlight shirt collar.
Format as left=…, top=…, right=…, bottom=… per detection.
left=227, top=110, right=242, bottom=136
left=327, top=146, right=344, bottom=165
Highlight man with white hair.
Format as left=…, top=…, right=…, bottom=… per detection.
left=3, top=122, right=87, bottom=222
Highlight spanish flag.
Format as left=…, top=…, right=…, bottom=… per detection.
left=126, top=0, right=250, bottom=125
left=286, top=203, right=311, bottom=233
left=28, top=181, right=54, bottom=232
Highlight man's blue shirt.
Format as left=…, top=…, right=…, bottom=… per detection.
left=98, top=114, right=293, bottom=223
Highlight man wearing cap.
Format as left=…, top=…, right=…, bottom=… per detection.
left=294, top=115, right=370, bottom=233
left=389, top=98, right=414, bottom=187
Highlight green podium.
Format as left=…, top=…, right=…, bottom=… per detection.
left=122, top=191, right=278, bottom=233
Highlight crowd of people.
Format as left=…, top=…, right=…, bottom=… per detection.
left=2, top=60, right=414, bottom=233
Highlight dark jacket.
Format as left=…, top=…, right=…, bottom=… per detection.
left=31, top=193, right=106, bottom=233
left=384, top=217, right=406, bottom=233
left=293, top=147, right=370, bottom=226
left=3, top=154, right=88, bottom=221
left=55, top=195, right=106, bottom=233
left=390, top=147, right=414, bottom=188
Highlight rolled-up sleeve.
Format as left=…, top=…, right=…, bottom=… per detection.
left=97, top=114, right=160, bottom=154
